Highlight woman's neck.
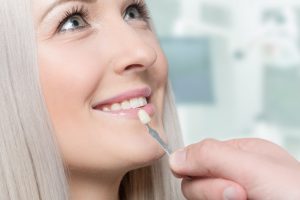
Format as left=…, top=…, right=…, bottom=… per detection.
left=68, top=170, right=124, bottom=200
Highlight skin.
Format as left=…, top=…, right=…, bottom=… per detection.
left=170, top=138, right=300, bottom=200
left=33, top=0, right=168, bottom=199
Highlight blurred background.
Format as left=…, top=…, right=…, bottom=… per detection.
left=147, top=0, right=300, bottom=159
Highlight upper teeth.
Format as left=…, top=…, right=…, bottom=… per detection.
left=101, top=97, right=147, bottom=112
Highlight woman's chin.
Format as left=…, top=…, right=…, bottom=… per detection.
left=122, top=134, right=166, bottom=171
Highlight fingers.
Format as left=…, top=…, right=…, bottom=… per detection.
left=169, top=138, right=300, bottom=200
left=224, top=138, right=297, bottom=163
left=181, top=177, right=247, bottom=200
left=169, top=139, right=259, bottom=182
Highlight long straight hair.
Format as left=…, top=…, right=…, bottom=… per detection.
left=0, top=0, right=69, bottom=199
left=0, top=0, right=185, bottom=199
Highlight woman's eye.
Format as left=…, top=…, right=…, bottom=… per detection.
left=59, top=15, right=88, bottom=32
left=124, top=6, right=142, bottom=21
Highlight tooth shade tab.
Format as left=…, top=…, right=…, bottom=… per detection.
left=138, top=109, right=151, bottom=124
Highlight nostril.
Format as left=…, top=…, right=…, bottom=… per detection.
left=124, top=64, right=144, bottom=71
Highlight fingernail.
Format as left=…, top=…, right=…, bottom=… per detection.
left=169, top=148, right=186, bottom=169
left=223, top=186, right=238, bottom=200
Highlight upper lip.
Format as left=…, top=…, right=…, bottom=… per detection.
left=92, top=87, right=152, bottom=109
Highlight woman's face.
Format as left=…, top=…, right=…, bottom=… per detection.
left=33, top=0, right=168, bottom=174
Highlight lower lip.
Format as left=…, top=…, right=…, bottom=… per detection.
left=92, top=103, right=155, bottom=119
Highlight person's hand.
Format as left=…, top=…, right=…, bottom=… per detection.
left=169, top=138, right=300, bottom=200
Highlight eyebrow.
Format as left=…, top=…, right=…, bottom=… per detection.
left=40, top=0, right=97, bottom=22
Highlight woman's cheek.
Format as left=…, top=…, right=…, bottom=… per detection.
left=39, top=42, right=105, bottom=102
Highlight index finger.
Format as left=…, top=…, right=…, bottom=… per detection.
left=169, top=139, right=261, bottom=183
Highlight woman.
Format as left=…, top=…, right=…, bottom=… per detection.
left=2, top=0, right=300, bottom=200
left=1, top=0, right=183, bottom=199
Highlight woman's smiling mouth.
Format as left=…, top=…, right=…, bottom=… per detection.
left=92, top=87, right=155, bottom=118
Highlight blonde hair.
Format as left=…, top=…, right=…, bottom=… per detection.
left=0, top=0, right=69, bottom=199
left=0, top=0, right=184, bottom=199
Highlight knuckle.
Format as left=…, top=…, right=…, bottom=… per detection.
left=183, top=139, right=221, bottom=177
left=190, top=139, right=220, bottom=176
left=200, top=138, right=217, bottom=149
left=192, top=139, right=217, bottom=159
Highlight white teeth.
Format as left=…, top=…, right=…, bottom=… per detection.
left=100, top=97, right=148, bottom=112
left=121, top=100, right=131, bottom=110
left=130, top=98, right=140, bottom=108
left=102, top=106, right=110, bottom=112
left=139, top=97, right=147, bottom=105
left=131, top=97, right=147, bottom=108
left=111, top=103, right=121, bottom=111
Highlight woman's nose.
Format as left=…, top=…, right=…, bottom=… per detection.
left=108, top=22, right=158, bottom=75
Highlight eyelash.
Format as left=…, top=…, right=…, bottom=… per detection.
left=127, top=0, right=150, bottom=21
left=57, top=5, right=89, bottom=33
left=56, top=0, right=150, bottom=33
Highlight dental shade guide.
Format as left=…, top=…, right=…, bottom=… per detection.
left=138, top=109, right=172, bottom=156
